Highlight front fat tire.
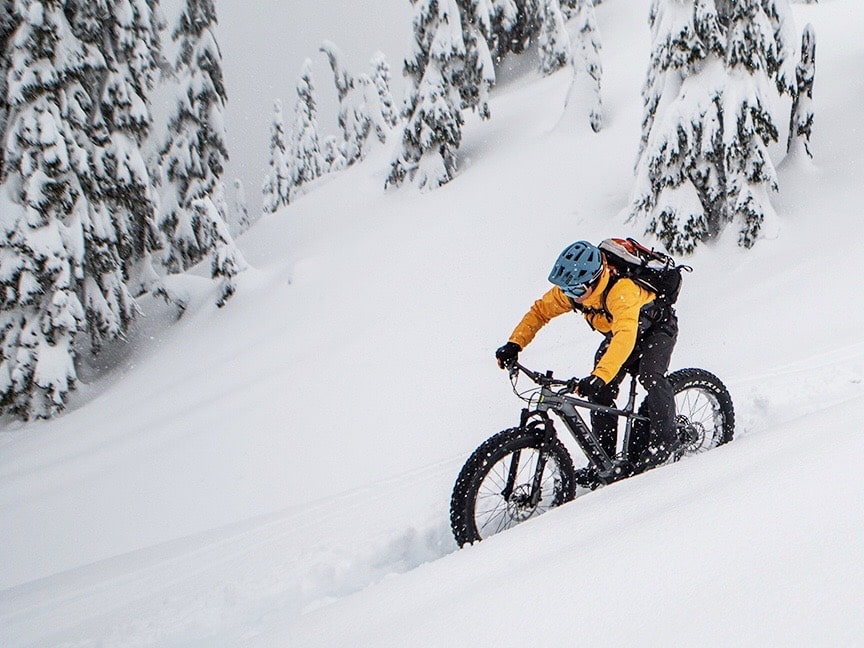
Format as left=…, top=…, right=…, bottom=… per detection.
left=668, top=368, right=735, bottom=454
left=449, top=426, right=576, bottom=547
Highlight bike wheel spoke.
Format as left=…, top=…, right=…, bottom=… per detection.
left=473, top=447, right=563, bottom=540
left=677, top=386, right=724, bottom=453
left=479, top=506, right=508, bottom=534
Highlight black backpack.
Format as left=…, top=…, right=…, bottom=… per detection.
left=571, top=238, right=691, bottom=320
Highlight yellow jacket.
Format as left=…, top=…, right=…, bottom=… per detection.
left=508, top=267, right=656, bottom=384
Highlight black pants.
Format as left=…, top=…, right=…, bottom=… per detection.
left=590, top=309, right=678, bottom=461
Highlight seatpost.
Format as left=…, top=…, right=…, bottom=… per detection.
left=625, top=374, right=639, bottom=410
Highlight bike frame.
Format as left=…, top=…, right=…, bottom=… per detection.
left=512, top=363, right=650, bottom=487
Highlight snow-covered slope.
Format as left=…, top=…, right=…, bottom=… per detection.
left=2, top=1, right=864, bottom=645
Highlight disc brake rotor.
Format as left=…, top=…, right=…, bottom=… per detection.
left=505, top=484, right=538, bottom=521
left=676, top=414, right=705, bottom=450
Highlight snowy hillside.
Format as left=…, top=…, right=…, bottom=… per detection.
left=2, top=0, right=864, bottom=646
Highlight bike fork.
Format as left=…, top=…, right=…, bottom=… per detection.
left=500, top=410, right=554, bottom=506
left=501, top=449, right=521, bottom=500
left=528, top=452, right=548, bottom=507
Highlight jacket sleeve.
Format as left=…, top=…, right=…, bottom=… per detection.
left=592, top=281, right=651, bottom=383
left=508, top=286, right=572, bottom=349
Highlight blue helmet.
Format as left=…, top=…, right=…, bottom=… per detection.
left=548, top=241, right=603, bottom=298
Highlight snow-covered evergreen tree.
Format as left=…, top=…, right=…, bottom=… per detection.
left=357, top=73, right=389, bottom=145
left=158, top=0, right=239, bottom=286
left=722, top=0, right=789, bottom=248
left=498, top=0, right=540, bottom=57
left=322, top=134, right=347, bottom=173
left=79, top=0, right=164, bottom=295
left=631, top=0, right=796, bottom=253
left=539, top=0, right=571, bottom=75
left=370, top=52, right=398, bottom=131
left=453, top=1, right=496, bottom=119
left=564, top=0, right=603, bottom=131
left=232, top=178, right=250, bottom=234
left=287, top=59, right=323, bottom=201
left=0, top=0, right=18, bottom=180
left=0, top=0, right=103, bottom=419
left=262, top=99, right=290, bottom=213
left=485, top=0, right=518, bottom=59
left=320, top=41, right=372, bottom=166
left=191, top=198, right=247, bottom=308
left=760, top=0, right=798, bottom=96
left=461, top=0, right=495, bottom=48
left=630, top=0, right=722, bottom=253
left=388, top=0, right=466, bottom=190
left=787, top=23, right=815, bottom=158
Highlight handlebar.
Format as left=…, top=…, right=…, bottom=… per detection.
left=508, top=361, right=577, bottom=393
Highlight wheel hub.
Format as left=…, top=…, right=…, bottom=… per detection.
left=676, top=414, right=705, bottom=450
left=505, top=484, right=539, bottom=521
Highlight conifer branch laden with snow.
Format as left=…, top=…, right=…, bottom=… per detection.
left=489, top=0, right=540, bottom=59
left=539, top=0, right=571, bottom=76
left=481, top=0, right=517, bottom=60
left=0, top=0, right=16, bottom=181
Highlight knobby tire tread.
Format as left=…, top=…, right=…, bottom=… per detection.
left=668, top=367, right=735, bottom=445
left=449, top=426, right=576, bottom=547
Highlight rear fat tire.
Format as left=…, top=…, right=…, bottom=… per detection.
left=668, top=368, right=735, bottom=455
left=449, top=426, right=576, bottom=547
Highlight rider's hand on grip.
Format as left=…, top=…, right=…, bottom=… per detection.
left=495, top=342, right=521, bottom=370
left=578, top=375, right=606, bottom=400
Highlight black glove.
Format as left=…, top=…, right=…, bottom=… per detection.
left=495, top=342, right=521, bottom=369
left=578, top=374, right=613, bottom=404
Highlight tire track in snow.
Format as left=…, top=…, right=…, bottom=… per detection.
left=727, top=341, right=864, bottom=437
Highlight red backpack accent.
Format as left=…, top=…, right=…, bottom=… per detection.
left=599, top=237, right=691, bottom=306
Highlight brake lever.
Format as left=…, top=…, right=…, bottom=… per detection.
left=508, top=360, right=523, bottom=380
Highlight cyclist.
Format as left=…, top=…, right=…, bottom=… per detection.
left=495, top=240, right=679, bottom=473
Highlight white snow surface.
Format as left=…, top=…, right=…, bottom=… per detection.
left=2, top=1, right=864, bottom=645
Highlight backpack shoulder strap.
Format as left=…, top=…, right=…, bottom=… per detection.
left=568, top=275, right=617, bottom=322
